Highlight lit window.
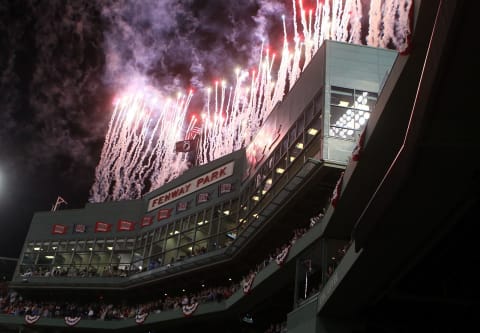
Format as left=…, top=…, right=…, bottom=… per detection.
left=307, top=128, right=318, bottom=135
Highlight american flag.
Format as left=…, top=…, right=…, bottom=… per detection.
left=52, top=224, right=67, bottom=235
left=117, top=219, right=135, bottom=231
left=73, top=224, right=86, bottom=233
left=197, top=192, right=209, bottom=203
left=95, top=221, right=112, bottom=233
left=157, top=208, right=172, bottom=221
left=186, top=126, right=202, bottom=140
left=140, top=216, right=153, bottom=227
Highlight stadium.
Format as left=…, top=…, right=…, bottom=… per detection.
left=1, top=0, right=478, bottom=332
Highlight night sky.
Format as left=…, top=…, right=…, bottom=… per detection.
left=0, top=0, right=289, bottom=259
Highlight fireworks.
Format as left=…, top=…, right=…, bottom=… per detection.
left=90, top=0, right=413, bottom=202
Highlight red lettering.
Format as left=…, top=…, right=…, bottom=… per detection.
left=185, top=183, right=192, bottom=192
left=211, top=171, right=219, bottom=181
left=219, top=166, right=227, bottom=177
left=170, top=188, right=180, bottom=199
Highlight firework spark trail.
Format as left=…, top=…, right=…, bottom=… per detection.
left=90, top=0, right=414, bottom=202
left=90, top=88, right=192, bottom=202
left=349, top=0, right=363, bottom=44
left=367, top=0, right=382, bottom=46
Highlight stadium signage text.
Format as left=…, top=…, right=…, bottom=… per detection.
left=147, top=161, right=235, bottom=212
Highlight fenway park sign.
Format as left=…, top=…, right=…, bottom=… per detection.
left=147, top=161, right=235, bottom=212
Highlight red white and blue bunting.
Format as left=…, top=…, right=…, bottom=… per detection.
left=182, top=302, right=199, bottom=317
left=243, top=272, right=256, bottom=295
left=135, top=312, right=149, bottom=324
left=351, top=128, right=366, bottom=162
left=24, top=314, right=41, bottom=325
left=64, top=316, right=81, bottom=327
left=275, top=245, right=291, bottom=266
left=331, top=172, right=344, bottom=209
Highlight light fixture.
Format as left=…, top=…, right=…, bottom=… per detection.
left=266, top=178, right=272, bottom=185
left=107, top=246, right=113, bottom=251
left=33, top=247, right=40, bottom=251
left=89, top=247, right=93, bottom=251
left=45, top=255, right=55, bottom=259
left=295, top=142, right=304, bottom=149
left=174, top=230, right=179, bottom=234
left=197, top=221, right=203, bottom=226
left=52, top=247, right=57, bottom=250
left=290, top=156, right=296, bottom=162
left=252, top=213, right=259, bottom=218
left=338, top=101, right=349, bottom=107
left=276, top=167, right=285, bottom=174
left=223, top=210, right=230, bottom=215
left=188, top=246, right=193, bottom=251
left=307, top=128, right=318, bottom=135
left=252, top=195, right=260, bottom=201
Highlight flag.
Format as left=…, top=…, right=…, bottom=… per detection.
left=95, top=221, right=112, bottom=233
left=157, top=208, right=172, bottom=221
left=197, top=192, right=209, bottom=203
left=73, top=224, right=87, bottom=233
left=140, top=216, right=153, bottom=228
left=117, top=219, right=135, bottom=231
left=186, top=126, right=202, bottom=140
left=175, top=139, right=197, bottom=153
left=177, top=201, right=188, bottom=212
left=52, top=224, right=67, bottom=235
left=219, top=183, right=233, bottom=194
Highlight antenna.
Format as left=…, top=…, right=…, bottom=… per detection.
left=51, top=196, right=68, bottom=212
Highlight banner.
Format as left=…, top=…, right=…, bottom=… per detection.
left=95, top=221, right=112, bottom=233
left=177, top=201, right=188, bottom=212
left=219, top=183, right=233, bottom=194
left=275, top=245, right=291, bottom=266
left=117, top=219, right=135, bottom=231
left=52, top=224, right=67, bottom=235
left=148, top=160, right=235, bottom=212
left=135, top=312, right=148, bottom=324
left=157, top=208, right=172, bottom=221
left=331, top=172, right=344, bottom=209
left=140, top=216, right=153, bottom=228
left=64, top=316, right=81, bottom=327
left=73, top=224, right=87, bottom=233
left=352, top=128, right=366, bottom=162
left=182, top=302, right=199, bottom=317
left=25, top=314, right=41, bottom=325
left=243, top=272, right=256, bottom=295
left=197, top=192, right=209, bottom=204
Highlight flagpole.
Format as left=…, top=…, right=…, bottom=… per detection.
left=51, top=196, right=68, bottom=212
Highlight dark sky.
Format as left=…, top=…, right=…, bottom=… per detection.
left=0, top=0, right=290, bottom=258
